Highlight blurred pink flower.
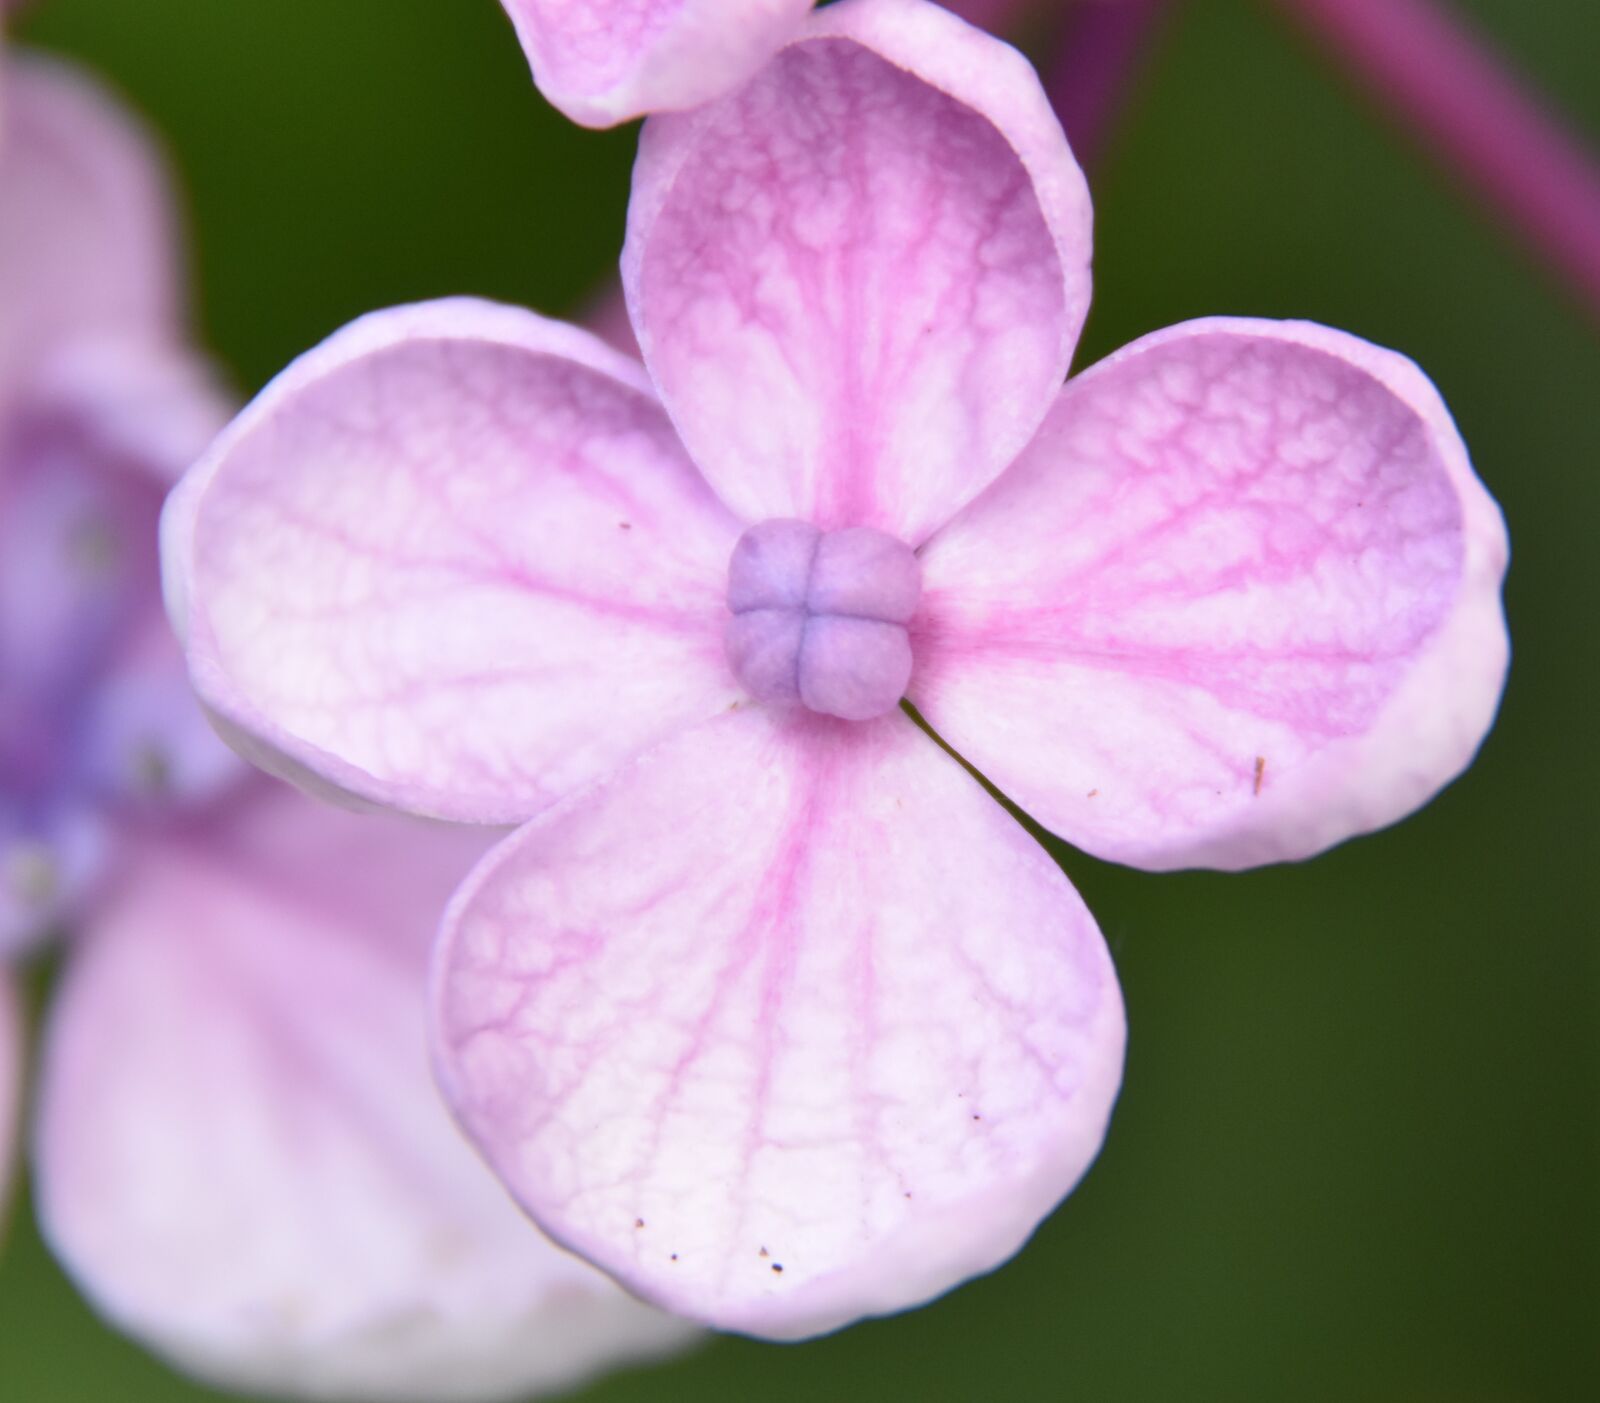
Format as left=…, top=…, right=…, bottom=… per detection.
left=35, top=786, right=696, bottom=1400
left=0, top=46, right=233, bottom=956
left=162, top=0, right=1508, bottom=1340
left=0, top=37, right=694, bottom=1397
left=498, top=0, right=813, bottom=127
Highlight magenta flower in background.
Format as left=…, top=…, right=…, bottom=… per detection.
left=162, top=0, right=1508, bottom=1342
left=0, top=31, right=694, bottom=1397
left=499, top=0, right=813, bottom=127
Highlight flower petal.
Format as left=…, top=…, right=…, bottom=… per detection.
left=0, top=798, right=108, bottom=959
left=434, top=705, right=1124, bottom=1339
left=912, top=318, right=1509, bottom=870
left=78, top=617, right=243, bottom=812
left=623, top=0, right=1092, bottom=545
left=0, top=52, right=179, bottom=412
left=34, top=787, right=697, bottom=1401
left=500, top=0, right=812, bottom=129
left=162, top=298, right=742, bottom=824
left=0, top=408, right=162, bottom=709
left=0, top=976, right=20, bottom=1214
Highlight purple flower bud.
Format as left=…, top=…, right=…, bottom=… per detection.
left=724, top=519, right=921, bottom=721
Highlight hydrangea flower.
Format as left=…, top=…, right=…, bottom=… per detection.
left=161, top=0, right=1508, bottom=1341
left=36, top=787, right=696, bottom=1400
left=0, top=35, right=693, bottom=1395
left=499, top=0, right=813, bottom=127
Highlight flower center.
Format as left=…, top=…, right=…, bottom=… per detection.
left=724, top=519, right=921, bottom=722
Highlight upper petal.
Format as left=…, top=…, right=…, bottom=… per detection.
left=162, top=298, right=743, bottom=825
left=912, top=319, right=1510, bottom=871
left=434, top=705, right=1124, bottom=1339
left=623, top=0, right=1092, bottom=545
left=0, top=52, right=179, bottom=415
left=34, top=786, right=696, bottom=1402
left=500, top=0, right=812, bottom=128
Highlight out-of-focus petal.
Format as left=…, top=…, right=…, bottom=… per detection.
left=912, top=319, right=1509, bottom=871
left=25, top=334, right=233, bottom=485
left=0, top=798, right=108, bottom=959
left=162, top=298, right=742, bottom=825
left=434, top=706, right=1124, bottom=1339
left=0, top=977, right=20, bottom=1214
left=34, top=787, right=697, bottom=1401
left=624, top=0, right=1092, bottom=545
left=78, top=618, right=242, bottom=812
left=0, top=52, right=178, bottom=416
left=0, top=405, right=162, bottom=706
left=501, top=0, right=812, bottom=129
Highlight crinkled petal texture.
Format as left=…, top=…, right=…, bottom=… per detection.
left=0, top=51, right=177, bottom=412
left=435, top=707, right=1125, bottom=1339
left=162, top=298, right=742, bottom=824
left=34, top=787, right=697, bottom=1402
left=501, top=0, right=812, bottom=128
left=624, top=0, right=1092, bottom=546
left=912, top=319, right=1510, bottom=871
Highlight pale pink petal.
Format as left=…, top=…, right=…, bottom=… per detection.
left=0, top=976, right=20, bottom=1214
left=501, top=0, right=812, bottom=128
left=434, top=706, right=1124, bottom=1339
left=162, top=298, right=742, bottom=824
left=0, top=52, right=179, bottom=418
left=35, top=787, right=697, bottom=1401
left=624, top=0, right=1092, bottom=545
left=912, top=318, right=1509, bottom=871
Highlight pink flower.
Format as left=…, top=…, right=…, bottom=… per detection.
left=35, top=787, right=696, bottom=1399
left=1, top=38, right=694, bottom=1396
left=161, top=0, right=1508, bottom=1341
left=0, top=46, right=234, bottom=958
left=499, top=0, right=813, bottom=127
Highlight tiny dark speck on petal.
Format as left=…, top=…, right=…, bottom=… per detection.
left=1253, top=756, right=1266, bottom=795
left=670, top=1253, right=679, bottom=1261
left=972, top=1114, right=981, bottom=1121
left=772, top=1264, right=784, bottom=1273
left=1087, top=789, right=1098, bottom=798
left=758, top=1246, right=769, bottom=1257
left=635, top=1218, right=645, bottom=1229
left=619, top=521, right=632, bottom=530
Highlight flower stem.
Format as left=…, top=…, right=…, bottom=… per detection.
left=1046, top=0, right=1176, bottom=170
left=1270, top=0, right=1600, bottom=322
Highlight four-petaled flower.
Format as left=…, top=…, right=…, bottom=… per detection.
left=163, top=0, right=1507, bottom=1340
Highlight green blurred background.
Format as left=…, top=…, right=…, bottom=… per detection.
left=2, top=0, right=1596, bottom=1399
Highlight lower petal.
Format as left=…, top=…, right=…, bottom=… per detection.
left=434, top=705, right=1125, bottom=1339
left=34, top=788, right=695, bottom=1401
left=913, top=318, right=1510, bottom=870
